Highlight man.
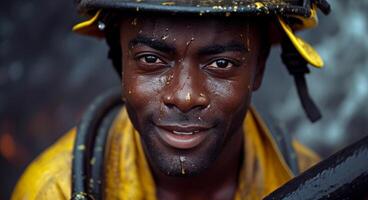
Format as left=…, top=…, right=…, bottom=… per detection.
left=12, top=0, right=330, bottom=199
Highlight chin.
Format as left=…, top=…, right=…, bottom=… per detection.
left=140, top=124, right=225, bottom=177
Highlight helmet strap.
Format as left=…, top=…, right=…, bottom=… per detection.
left=281, top=39, right=322, bottom=122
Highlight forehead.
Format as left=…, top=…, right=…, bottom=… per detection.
left=119, top=14, right=264, bottom=42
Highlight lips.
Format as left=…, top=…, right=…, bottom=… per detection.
left=155, top=124, right=210, bottom=149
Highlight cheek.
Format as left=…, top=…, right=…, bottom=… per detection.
left=123, top=70, right=166, bottom=111
left=207, top=74, right=253, bottom=115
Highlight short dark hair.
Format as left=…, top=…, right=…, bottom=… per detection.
left=105, top=24, right=122, bottom=77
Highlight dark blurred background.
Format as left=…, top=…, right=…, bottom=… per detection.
left=0, top=1, right=367, bottom=199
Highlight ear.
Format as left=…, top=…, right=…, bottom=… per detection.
left=252, top=43, right=271, bottom=91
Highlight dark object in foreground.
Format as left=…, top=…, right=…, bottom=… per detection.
left=71, top=88, right=122, bottom=200
left=264, top=135, right=368, bottom=200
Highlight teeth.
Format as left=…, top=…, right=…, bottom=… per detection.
left=173, top=131, right=194, bottom=135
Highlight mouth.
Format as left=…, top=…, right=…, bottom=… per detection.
left=155, top=124, right=211, bottom=150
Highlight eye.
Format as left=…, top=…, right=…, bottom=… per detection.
left=207, top=59, right=234, bottom=69
left=138, top=55, right=165, bottom=64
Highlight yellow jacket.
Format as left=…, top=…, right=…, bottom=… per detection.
left=12, top=107, right=319, bottom=200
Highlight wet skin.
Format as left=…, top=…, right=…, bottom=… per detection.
left=119, top=15, right=269, bottom=200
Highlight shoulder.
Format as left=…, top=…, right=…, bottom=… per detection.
left=11, top=129, right=76, bottom=200
left=292, top=140, right=321, bottom=173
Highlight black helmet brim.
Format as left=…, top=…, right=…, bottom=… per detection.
left=76, top=0, right=313, bottom=18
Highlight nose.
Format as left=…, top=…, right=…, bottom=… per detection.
left=162, top=67, right=210, bottom=113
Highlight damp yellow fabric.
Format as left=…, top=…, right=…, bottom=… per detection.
left=11, top=107, right=319, bottom=200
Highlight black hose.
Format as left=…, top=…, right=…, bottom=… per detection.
left=264, top=135, right=368, bottom=200
left=71, top=87, right=122, bottom=200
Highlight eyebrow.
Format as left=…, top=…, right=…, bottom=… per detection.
left=197, top=43, right=247, bottom=56
left=129, top=35, right=176, bottom=54
left=128, top=36, right=246, bottom=56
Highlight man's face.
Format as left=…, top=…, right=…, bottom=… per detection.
left=119, top=14, right=267, bottom=176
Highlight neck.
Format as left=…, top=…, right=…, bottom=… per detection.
left=152, top=128, right=244, bottom=200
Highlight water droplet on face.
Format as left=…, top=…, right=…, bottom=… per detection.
left=179, top=156, right=186, bottom=175
left=165, top=74, right=174, bottom=85
left=185, top=93, right=191, bottom=101
left=185, top=37, right=195, bottom=46
left=128, top=90, right=132, bottom=94
left=161, top=35, right=169, bottom=40
left=240, top=33, right=250, bottom=52
left=131, top=18, right=138, bottom=26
